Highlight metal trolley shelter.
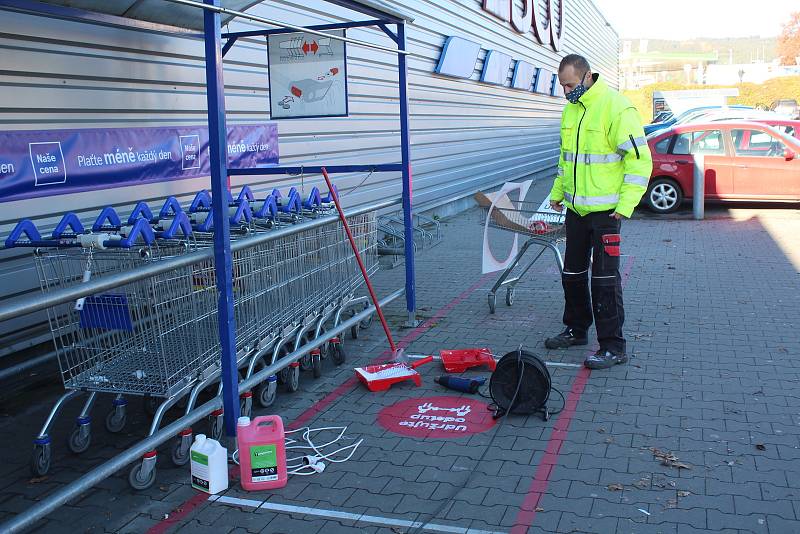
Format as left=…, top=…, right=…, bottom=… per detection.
left=0, top=0, right=418, bottom=529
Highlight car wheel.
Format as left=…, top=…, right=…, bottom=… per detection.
left=645, top=178, right=683, bottom=214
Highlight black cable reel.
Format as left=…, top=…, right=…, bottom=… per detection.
left=488, top=349, right=552, bottom=421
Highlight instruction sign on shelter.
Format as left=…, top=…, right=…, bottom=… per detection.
left=268, top=30, right=348, bottom=119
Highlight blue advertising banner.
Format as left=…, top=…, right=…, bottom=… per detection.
left=0, top=124, right=279, bottom=203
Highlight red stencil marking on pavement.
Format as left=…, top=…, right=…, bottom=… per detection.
left=378, top=396, right=495, bottom=438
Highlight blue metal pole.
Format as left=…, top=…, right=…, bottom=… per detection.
left=397, top=23, right=417, bottom=326
left=203, top=0, right=240, bottom=436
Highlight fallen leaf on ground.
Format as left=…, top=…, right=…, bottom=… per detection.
left=665, top=498, right=678, bottom=509
left=607, top=483, right=624, bottom=491
left=597, top=427, right=606, bottom=433
left=677, top=491, right=691, bottom=497
left=28, top=476, right=49, bottom=484
left=633, top=478, right=650, bottom=489
left=666, top=461, right=692, bottom=469
left=650, top=447, right=691, bottom=469
left=535, top=507, right=545, bottom=512
left=159, top=485, right=169, bottom=492
left=755, top=443, right=766, bottom=451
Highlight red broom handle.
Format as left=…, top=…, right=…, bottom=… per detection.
left=321, top=168, right=397, bottom=354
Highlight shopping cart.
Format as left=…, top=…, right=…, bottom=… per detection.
left=6, top=184, right=378, bottom=489
left=480, top=199, right=566, bottom=314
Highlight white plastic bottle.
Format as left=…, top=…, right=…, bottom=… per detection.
left=190, top=434, right=229, bottom=494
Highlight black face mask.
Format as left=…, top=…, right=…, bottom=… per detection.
left=565, top=71, right=589, bottom=104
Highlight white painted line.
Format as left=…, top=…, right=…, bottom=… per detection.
left=406, top=354, right=582, bottom=369
left=543, top=361, right=582, bottom=368
left=209, top=494, right=505, bottom=534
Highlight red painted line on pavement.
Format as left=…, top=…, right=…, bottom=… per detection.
left=511, top=256, right=636, bottom=533
left=146, top=492, right=208, bottom=534
left=149, top=272, right=493, bottom=534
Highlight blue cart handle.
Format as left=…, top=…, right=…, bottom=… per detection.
left=190, top=190, right=212, bottom=212
left=5, top=220, right=44, bottom=248
left=238, top=185, right=255, bottom=203
left=128, top=202, right=154, bottom=225
left=278, top=191, right=302, bottom=214
left=323, top=184, right=339, bottom=203
left=225, top=188, right=234, bottom=205
left=112, top=218, right=155, bottom=248
left=304, top=186, right=322, bottom=209
left=271, top=188, right=282, bottom=200
left=52, top=213, right=85, bottom=238
left=230, top=199, right=253, bottom=225
left=194, top=211, right=214, bottom=233
left=93, top=207, right=122, bottom=232
left=157, top=212, right=193, bottom=240
left=159, top=196, right=183, bottom=219
left=254, top=195, right=278, bottom=220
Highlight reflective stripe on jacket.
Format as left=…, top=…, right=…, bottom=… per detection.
left=549, top=75, right=652, bottom=218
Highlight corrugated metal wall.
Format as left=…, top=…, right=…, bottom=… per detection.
left=0, top=0, right=618, bottom=352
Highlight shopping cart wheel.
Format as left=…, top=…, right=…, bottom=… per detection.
left=300, top=354, right=313, bottom=371
left=359, top=302, right=374, bottom=330
left=105, top=402, right=127, bottom=434
left=312, top=351, right=323, bottom=379
left=256, top=378, right=277, bottom=408
left=67, top=424, right=91, bottom=454
left=331, top=343, right=346, bottom=365
left=30, top=442, right=51, bottom=477
left=128, top=461, right=157, bottom=491
left=286, top=365, right=300, bottom=393
left=506, top=287, right=515, bottom=307
left=210, top=410, right=225, bottom=441
left=488, top=293, right=497, bottom=314
left=171, top=431, right=192, bottom=467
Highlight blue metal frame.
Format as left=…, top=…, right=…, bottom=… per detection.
left=397, top=23, right=416, bottom=325
left=203, top=0, right=240, bottom=436
left=223, top=19, right=383, bottom=39
left=229, top=164, right=402, bottom=176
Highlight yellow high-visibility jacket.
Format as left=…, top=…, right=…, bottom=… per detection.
left=550, top=75, right=652, bottom=218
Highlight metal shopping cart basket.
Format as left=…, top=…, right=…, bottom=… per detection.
left=480, top=199, right=566, bottom=314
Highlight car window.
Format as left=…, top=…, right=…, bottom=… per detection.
left=731, top=129, right=785, bottom=157
left=671, top=130, right=724, bottom=155
left=654, top=136, right=672, bottom=154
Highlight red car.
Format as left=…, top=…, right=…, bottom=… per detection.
left=644, top=121, right=800, bottom=213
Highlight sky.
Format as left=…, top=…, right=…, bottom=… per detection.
left=593, top=0, right=797, bottom=40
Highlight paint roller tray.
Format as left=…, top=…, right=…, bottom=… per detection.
left=440, top=348, right=497, bottom=373
left=355, top=356, right=433, bottom=392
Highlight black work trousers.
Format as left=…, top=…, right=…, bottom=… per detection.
left=561, top=208, right=626, bottom=354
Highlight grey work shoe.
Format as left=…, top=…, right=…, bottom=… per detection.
left=544, top=328, right=588, bottom=349
left=584, top=349, right=628, bottom=370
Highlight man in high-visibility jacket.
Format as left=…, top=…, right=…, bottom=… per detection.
left=546, top=54, right=651, bottom=369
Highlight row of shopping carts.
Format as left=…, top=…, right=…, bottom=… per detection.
left=5, top=183, right=378, bottom=489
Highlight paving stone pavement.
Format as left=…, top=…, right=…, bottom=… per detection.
left=1, top=182, right=799, bottom=534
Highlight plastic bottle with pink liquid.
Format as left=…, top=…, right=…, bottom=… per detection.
left=237, top=415, right=287, bottom=490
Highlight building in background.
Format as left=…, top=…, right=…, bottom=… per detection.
left=0, top=0, right=619, bottom=360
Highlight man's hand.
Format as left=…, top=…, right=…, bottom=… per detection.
left=609, top=212, right=624, bottom=220
left=550, top=200, right=564, bottom=212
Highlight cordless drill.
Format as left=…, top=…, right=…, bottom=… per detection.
left=434, top=375, right=486, bottom=394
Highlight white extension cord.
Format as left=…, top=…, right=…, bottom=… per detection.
left=230, top=425, right=362, bottom=477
